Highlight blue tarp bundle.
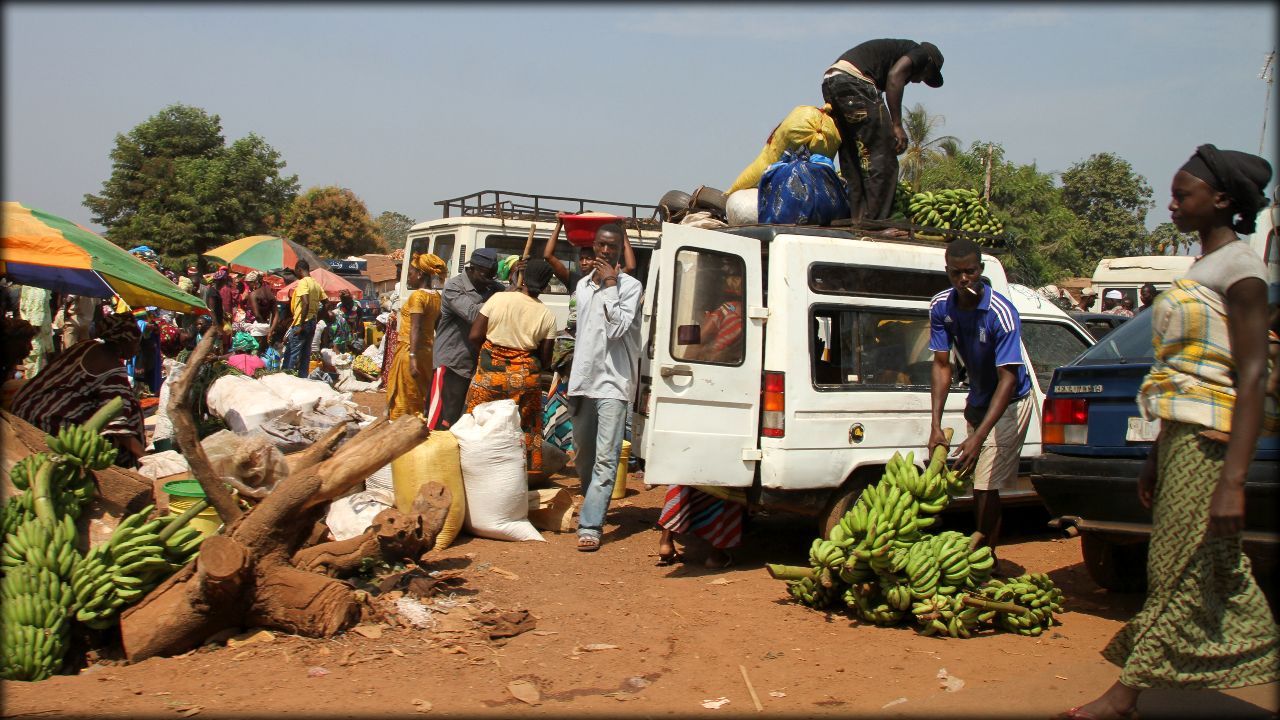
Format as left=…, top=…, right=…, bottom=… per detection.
left=757, top=149, right=850, bottom=226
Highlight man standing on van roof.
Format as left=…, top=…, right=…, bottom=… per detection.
left=433, top=247, right=504, bottom=429
left=569, top=223, right=644, bottom=553
left=822, top=39, right=944, bottom=221
left=927, top=238, right=1033, bottom=565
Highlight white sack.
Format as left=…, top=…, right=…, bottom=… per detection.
left=451, top=399, right=544, bottom=542
left=325, top=490, right=393, bottom=541
left=726, top=189, right=759, bottom=226
left=257, top=372, right=346, bottom=410
left=206, top=374, right=289, bottom=433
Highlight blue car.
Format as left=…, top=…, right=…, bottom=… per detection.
left=1031, top=307, right=1279, bottom=592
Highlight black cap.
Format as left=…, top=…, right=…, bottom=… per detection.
left=918, top=42, right=944, bottom=88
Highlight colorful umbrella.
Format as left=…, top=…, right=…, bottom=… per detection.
left=204, top=235, right=326, bottom=274
left=275, top=267, right=363, bottom=302
left=0, top=201, right=207, bottom=313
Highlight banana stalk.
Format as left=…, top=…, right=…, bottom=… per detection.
left=81, top=397, right=126, bottom=435
left=157, top=499, right=210, bottom=543
left=960, top=595, right=1031, bottom=616
left=766, top=564, right=815, bottom=582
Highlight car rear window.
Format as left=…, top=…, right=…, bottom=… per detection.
left=1074, top=308, right=1154, bottom=365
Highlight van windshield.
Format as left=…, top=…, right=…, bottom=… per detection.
left=1074, top=307, right=1154, bottom=365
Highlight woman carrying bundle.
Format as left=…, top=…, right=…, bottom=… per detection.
left=385, top=253, right=447, bottom=421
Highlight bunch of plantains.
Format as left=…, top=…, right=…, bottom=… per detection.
left=907, top=188, right=1004, bottom=236
left=0, top=398, right=210, bottom=680
left=768, top=439, right=1064, bottom=639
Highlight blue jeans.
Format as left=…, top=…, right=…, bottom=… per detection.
left=571, top=397, right=627, bottom=540
left=284, top=320, right=316, bottom=376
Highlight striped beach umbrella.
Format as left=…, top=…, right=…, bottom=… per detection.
left=0, top=201, right=207, bottom=313
left=204, top=235, right=326, bottom=274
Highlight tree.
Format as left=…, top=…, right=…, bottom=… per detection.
left=84, top=104, right=299, bottom=271
left=900, top=104, right=959, bottom=192
left=1146, top=222, right=1198, bottom=256
left=920, top=141, right=1087, bottom=287
left=273, top=187, right=386, bottom=259
left=1060, top=153, right=1154, bottom=264
left=374, top=211, right=416, bottom=253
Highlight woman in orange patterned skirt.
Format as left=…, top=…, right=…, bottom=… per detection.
left=464, top=258, right=557, bottom=473
left=385, top=253, right=447, bottom=420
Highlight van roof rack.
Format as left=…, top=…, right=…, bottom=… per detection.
left=722, top=217, right=1008, bottom=255
left=435, top=190, right=663, bottom=233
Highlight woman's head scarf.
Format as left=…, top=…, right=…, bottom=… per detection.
left=411, top=253, right=447, bottom=278
left=98, top=313, right=142, bottom=346
left=231, top=331, right=259, bottom=353
left=1179, top=144, right=1273, bottom=233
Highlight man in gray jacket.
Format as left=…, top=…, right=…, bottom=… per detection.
left=432, top=248, right=503, bottom=428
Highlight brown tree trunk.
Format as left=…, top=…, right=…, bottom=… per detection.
left=118, top=336, right=432, bottom=663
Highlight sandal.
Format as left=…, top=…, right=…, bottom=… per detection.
left=577, top=535, right=601, bottom=552
left=656, top=550, right=683, bottom=566
left=1056, top=704, right=1139, bottom=720
left=704, top=551, right=734, bottom=569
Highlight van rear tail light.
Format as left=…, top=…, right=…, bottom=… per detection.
left=762, top=371, right=785, bottom=438
left=1042, top=397, right=1088, bottom=445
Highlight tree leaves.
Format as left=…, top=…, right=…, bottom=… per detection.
left=82, top=103, right=298, bottom=271
left=272, top=187, right=386, bottom=260
left=374, top=211, right=416, bottom=252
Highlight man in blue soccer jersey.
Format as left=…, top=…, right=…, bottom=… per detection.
left=926, top=238, right=1033, bottom=566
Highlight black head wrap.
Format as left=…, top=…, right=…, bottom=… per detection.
left=1179, top=144, right=1272, bottom=233
left=523, top=258, right=555, bottom=292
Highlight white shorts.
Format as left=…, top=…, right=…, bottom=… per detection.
left=967, top=395, right=1032, bottom=492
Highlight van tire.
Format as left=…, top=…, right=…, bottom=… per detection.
left=817, top=475, right=874, bottom=539
left=1080, top=532, right=1147, bottom=593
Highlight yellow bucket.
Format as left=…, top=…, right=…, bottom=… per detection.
left=163, top=480, right=222, bottom=539
left=612, top=440, right=631, bottom=500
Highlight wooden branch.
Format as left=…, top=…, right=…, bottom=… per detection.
left=168, top=328, right=242, bottom=526
left=291, top=531, right=381, bottom=576
left=307, top=415, right=429, bottom=508
left=285, top=422, right=350, bottom=475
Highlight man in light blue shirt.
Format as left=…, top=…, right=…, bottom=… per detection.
left=568, top=223, right=643, bottom=552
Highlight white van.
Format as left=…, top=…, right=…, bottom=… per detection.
left=633, top=223, right=1094, bottom=533
left=1089, top=255, right=1195, bottom=309
left=1248, top=201, right=1279, bottom=303
left=398, top=191, right=662, bottom=327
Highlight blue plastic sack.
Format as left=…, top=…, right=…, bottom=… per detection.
left=757, top=149, right=850, bottom=226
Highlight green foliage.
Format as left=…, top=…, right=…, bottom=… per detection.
left=272, top=186, right=386, bottom=259
left=920, top=142, right=1087, bottom=286
left=1060, top=153, right=1154, bottom=264
left=83, top=104, right=299, bottom=271
left=374, top=211, right=416, bottom=252
left=900, top=104, right=959, bottom=193
left=1146, top=222, right=1198, bottom=256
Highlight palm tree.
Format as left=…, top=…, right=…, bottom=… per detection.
left=900, top=104, right=960, bottom=192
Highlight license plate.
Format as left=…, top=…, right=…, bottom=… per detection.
left=1125, top=417, right=1160, bottom=442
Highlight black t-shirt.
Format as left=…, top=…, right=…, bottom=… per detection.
left=836, top=39, right=929, bottom=92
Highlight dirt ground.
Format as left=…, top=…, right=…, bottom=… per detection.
left=3, top=392, right=1277, bottom=719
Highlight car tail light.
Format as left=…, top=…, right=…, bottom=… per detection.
left=1042, top=397, right=1088, bottom=445
left=762, top=371, right=784, bottom=438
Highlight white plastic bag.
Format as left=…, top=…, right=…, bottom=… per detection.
left=325, top=490, right=392, bottom=541
left=726, top=189, right=759, bottom=226
left=150, top=361, right=185, bottom=446
left=452, top=399, right=544, bottom=542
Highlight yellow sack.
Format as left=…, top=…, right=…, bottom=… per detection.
left=391, top=430, right=466, bottom=551
left=727, top=105, right=842, bottom=194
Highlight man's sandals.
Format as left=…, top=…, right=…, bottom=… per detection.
left=577, top=535, right=601, bottom=552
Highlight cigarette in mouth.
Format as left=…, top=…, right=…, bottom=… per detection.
left=964, top=285, right=981, bottom=297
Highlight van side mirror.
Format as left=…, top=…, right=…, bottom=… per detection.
left=677, top=325, right=701, bottom=345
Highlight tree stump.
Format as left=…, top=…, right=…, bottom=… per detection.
left=119, top=330, right=434, bottom=662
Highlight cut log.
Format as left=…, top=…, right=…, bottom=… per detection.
left=120, top=535, right=252, bottom=662
left=244, top=564, right=361, bottom=637
left=285, top=423, right=349, bottom=475
left=291, top=531, right=381, bottom=576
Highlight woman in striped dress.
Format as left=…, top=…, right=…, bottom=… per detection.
left=1061, top=146, right=1278, bottom=719
left=12, top=313, right=147, bottom=468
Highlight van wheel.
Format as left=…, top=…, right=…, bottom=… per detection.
left=1080, top=532, right=1148, bottom=592
left=817, top=476, right=873, bottom=539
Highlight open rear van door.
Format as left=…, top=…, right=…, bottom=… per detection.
left=641, top=223, right=764, bottom=487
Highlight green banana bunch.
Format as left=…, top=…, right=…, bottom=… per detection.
left=907, top=188, right=1004, bottom=236
left=809, top=537, right=848, bottom=571
left=980, top=573, right=1064, bottom=636
left=890, top=181, right=914, bottom=220
left=0, top=566, right=72, bottom=681
left=70, top=500, right=210, bottom=630
left=2, top=515, right=78, bottom=578
left=787, top=575, right=839, bottom=609
left=843, top=582, right=907, bottom=626
left=912, top=594, right=982, bottom=638
left=0, top=495, right=33, bottom=540
left=8, top=453, right=47, bottom=492
left=903, top=535, right=942, bottom=600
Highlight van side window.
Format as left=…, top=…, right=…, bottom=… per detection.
left=434, top=234, right=456, bottom=274
left=410, top=236, right=433, bottom=258
left=483, top=233, right=576, bottom=295
left=670, top=248, right=746, bottom=366
left=810, top=263, right=950, bottom=300
left=811, top=306, right=960, bottom=389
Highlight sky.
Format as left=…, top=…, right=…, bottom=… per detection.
left=4, top=3, right=1277, bottom=238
